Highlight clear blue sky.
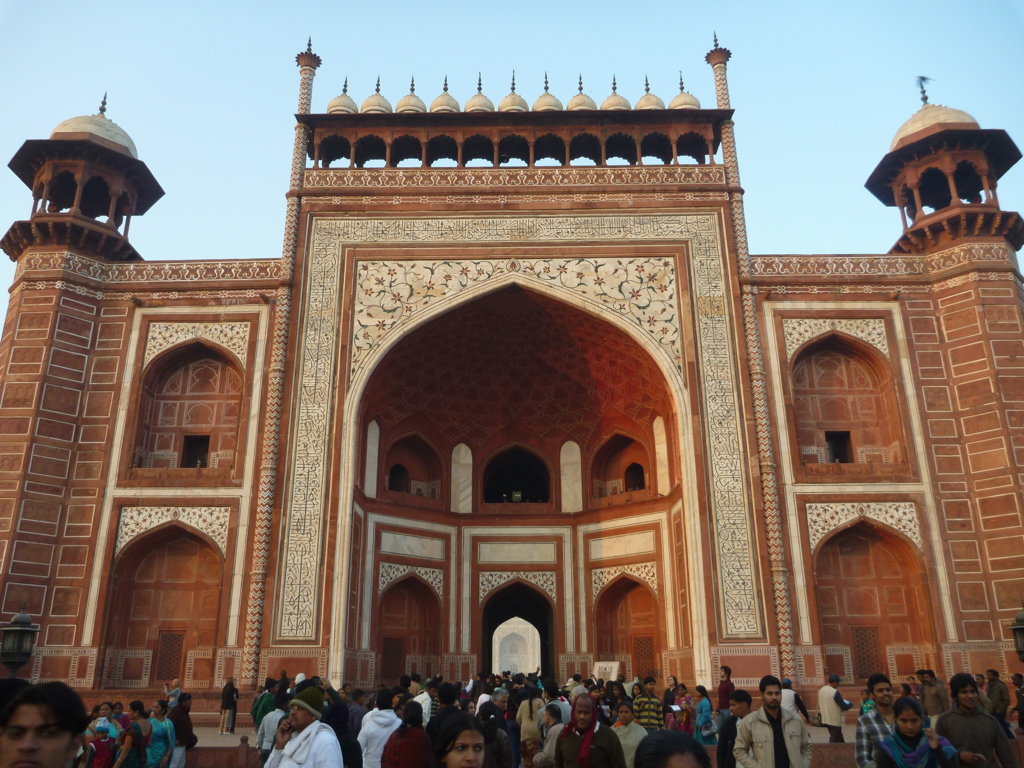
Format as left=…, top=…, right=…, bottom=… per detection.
left=1, top=0, right=1022, bottom=323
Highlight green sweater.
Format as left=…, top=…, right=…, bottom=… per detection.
left=251, top=691, right=276, bottom=727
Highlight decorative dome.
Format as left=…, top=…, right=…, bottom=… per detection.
left=498, top=72, right=528, bottom=112
left=635, top=76, right=665, bottom=110
left=430, top=77, right=460, bottom=113
left=566, top=76, right=597, bottom=111
left=361, top=78, right=393, bottom=114
left=327, top=78, right=357, bottom=114
left=533, top=73, right=563, bottom=111
left=669, top=73, right=700, bottom=109
left=465, top=74, right=495, bottom=113
left=396, top=78, right=427, bottom=114
left=50, top=96, right=138, bottom=159
left=600, top=76, right=630, bottom=111
left=890, top=103, right=979, bottom=151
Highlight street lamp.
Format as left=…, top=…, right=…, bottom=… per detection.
left=1011, top=600, right=1024, bottom=663
left=0, top=605, right=39, bottom=678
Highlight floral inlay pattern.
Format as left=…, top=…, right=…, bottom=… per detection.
left=782, top=318, right=889, bottom=360
left=806, top=502, right=921, bottom=550
left=591, top=562, right=659, bottom=598
left=479, top=571, right=557, bottom=603
left=116, top=506, right=231, bottom=556
left=144, top=322, right=250, bottom=367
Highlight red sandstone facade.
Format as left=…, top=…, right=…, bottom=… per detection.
left=1, top=42, right=1022, bottom=699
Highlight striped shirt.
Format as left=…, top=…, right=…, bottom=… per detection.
left=633, top=694, right=663, bottom=730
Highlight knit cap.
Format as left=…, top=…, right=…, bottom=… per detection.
left=292, top=686, right=324, bottom=718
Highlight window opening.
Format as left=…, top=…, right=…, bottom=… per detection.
left=825, top=431, right=852, bottom=464
left=182, top=435, right=210, bottom=468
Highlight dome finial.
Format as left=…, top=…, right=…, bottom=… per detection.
left=679, top=71, right=685, bottom=92
left=577, top=74, right=583, bottom=94
left=342, top=77, right=348, bottom=95
left=511, top=70, right=516, bottom=93
left=917, top=75, right=931, bottom=105
left=477, top=72, right=483, bottom=93
left=544, top=72, right=549, bottom=93
left=99, top=92, right=107, bottom=115
left=306, top=37, right=312, bottom=53
left=443, top=75, right=449, bottom=93
left=612, top=75, right=618, bottom=93
left=713, top=31, right=719, bottom=48
left=375, top=76, right=381, bottom=94
left=644, top=75, right=651, bottom=94
left=410, top=76, right=416, bottom=94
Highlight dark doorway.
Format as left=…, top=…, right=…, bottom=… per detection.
left=481, top=582, right=554, bottom=677
left=483, top=447, right=550, bottom=503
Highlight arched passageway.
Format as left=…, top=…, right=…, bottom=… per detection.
left=482, top=583, right=554, bottom=677
left=814, top=523, right=934, bottom=681
left=594, top=577, right=661, bottom=680
left=377, top=576, right=442, bottom=681
left=105, top=528, right=223, bottom=684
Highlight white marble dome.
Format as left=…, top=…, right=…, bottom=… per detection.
left=327, top=80, right=357, bottom=114
left=567, top=77, right=596, bottom=111
left=890, top=103, right=979, bottom=151
left=669, top=90, right=700, bottom=110
left=430, top=78, right=460, bottom=113
left=465, top=75, right=495, bottom=113
left=635, top=77, right=665, bottom=110
left=396, top=80, right=427, bottom=114
left=50, top=110, right=138, bottom=159
left=361, top=79, right=393, bottom=114
left=601, top=77, right=630, bottom=111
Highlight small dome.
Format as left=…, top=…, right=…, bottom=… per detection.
left=890, top=103, right=980, bottom=151
left=430, top=77, right=460, bottom=113
left=465, top=74, right=495, bottom=113
left=498, top=72, right=528, bottom=112
left=566, top=76, right=596, bottom=111
left=669, top=73, right=700, bottom=109
left=533, top=74, right=563, bottom=111
left=396, top=78, right=426, bottom=114
left=50, top=98, right=138, bottom=158
left=601, top=76, right=630, bottom=111
left=327, top=78, right=357, bottom=114
left=635, top=76, right=665, bottom=110
left=361, top=78, right=393, bottom=114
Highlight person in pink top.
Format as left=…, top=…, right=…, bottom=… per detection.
left=716, top=666, right=736, bottom=733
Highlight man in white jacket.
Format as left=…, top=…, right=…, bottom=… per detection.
left=266, top=687, right=344, bottom=768
left=356, top=692, right=403, bottom=768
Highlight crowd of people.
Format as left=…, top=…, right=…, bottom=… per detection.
left=2, top=665, right=1023, bottom=768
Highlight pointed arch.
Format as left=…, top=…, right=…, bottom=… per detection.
left=594, top=574, right=661, bottom=679
left=377, top=574, right=442, bottom=681
left=481, top=581, right=555, bottom=677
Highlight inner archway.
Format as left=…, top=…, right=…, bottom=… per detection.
left=481, top=583, right=554, bottom=677
left=377, top=576, right=442, bottom=682
left=492, top=618, right=541, bottom=674
left=594, top=576, right=661, bottom=680
left=483, top=446, right=550, bottom=503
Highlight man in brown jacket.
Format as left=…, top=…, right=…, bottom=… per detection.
left=917, top=669, right=951, bottom=718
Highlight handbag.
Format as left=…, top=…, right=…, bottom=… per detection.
left=812, top=711, right=823, bottom=727
left=700, top=718, right=718, bottom=738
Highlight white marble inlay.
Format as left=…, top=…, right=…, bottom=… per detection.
left=380, top=531, right=445, bottom=561
left=479, top=542, right=557, bottom=564
left=589, top=531, right=656, bottom=560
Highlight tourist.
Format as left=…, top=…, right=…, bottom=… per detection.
left=693, top=686, right=716, bottom=746
left=662, top=676, right=678, bottom=729
left=634, top=678, right=663, bottom=732
left=0, top=682, right=89, bottom=768
left=555, top=694, right=626, bottom=768
left=112, top=703, right=130, bottom=731
left=348, top=689, right=367, bottom=737
left=434, top=714, right=485, bottom=768
left=817, top=673, right=852, bottom=743
left=984, top=670, right=1015, bottom=740
left=112, top=701, right=151, bottom=768
left=517, top=683, right=545, bottom=767
left=87, top=720, right=118, bottom=768
left=717, top=667, right=735, bottom=732
left=428, top=682, right=463, bottom=747
left=146, top=700, right=175, bottom=768
left=541, top=679, right=571, bottom=731
left=875, top=697, right=957, bottom=768
left=409, top=673, right=422, bottom=696
left=257, top=691, right=290, bottom=766
left=357, top=688, right=404, bottom=768
left=734, top=674, right=812, bottom=768
left=265, top=688, right=343, bottom=768
left=413, top=679, right=438, bottom=725
left=860, top=689, right=876, bottom=716
left=935, top=673, right=1017, bottom=768
left=88, top=703, right=123, bottom=741
left=672, top=684, right=694, bottom=734
left=533, top=704, right=564, bottom=768
left=253, top=678, right=282, bottom=729
left=717, top=689, right=752, bottom=768
left=220, top=677, right=239, bottom=735
left=976, top=675, right=994, bottom=713
left=163, top=680, right=181, bottom=709
left=479, top=692, right=512, bottom=768
left=916, top=670, right=950, bottom=719
left=381, top=700, right=432, bottom=768
left=1012, top=674, right=1024, bottom=727
left=320, top=686, right=362, bottom=768
left=856, top=673, right=895, bottom=768
left=612, top=701, right=647, bottom=768
left=634, top=730, right=711, bottom=768
left=167, top=693, right=196, bottom=768
left=780, top=679, right=809, bottom=723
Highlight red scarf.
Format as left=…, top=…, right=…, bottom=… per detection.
left=560, top=694, right=598, bottom=767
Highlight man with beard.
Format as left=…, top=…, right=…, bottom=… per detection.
left=266, top=688, right=342, bottom=768
left=935, top=673, right=1017, bottom=768
left=555, top=694, right=625, bottom=768
left=856, top=674, right=895, bottom=768
left=734, top=675, right=812, bottom=768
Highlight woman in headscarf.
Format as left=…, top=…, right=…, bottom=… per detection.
left=875, top=697, right=957, bottom=768
left=555, top=693, right=626, bottom=768
left=381, top=701, right=432, bottom=768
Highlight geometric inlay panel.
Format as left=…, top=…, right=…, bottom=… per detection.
left=116, top=506, right=231, bottom=557
left=805, top=501, right=921, bottom=551
left=782, top=317, right=889, bottom=360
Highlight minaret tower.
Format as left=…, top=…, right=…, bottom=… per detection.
left=865, top=84, right=1022, bottom=254
left=1, top=97, right=163, bottom=261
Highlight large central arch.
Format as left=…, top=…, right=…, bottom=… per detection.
left=481, top=583, right=555, bottom=678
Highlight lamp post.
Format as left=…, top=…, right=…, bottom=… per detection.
left=0, top=605, right=39, bottom=678
left=1011, top=600, right=1024, bottom=663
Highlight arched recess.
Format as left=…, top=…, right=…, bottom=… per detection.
left=590, top=433, right=650, bottom=501
left=132, top=342, right=244, bottom=472
left=594, top=576, right=661, bottom=680
left=482, top=445, right=551, bottom=504
left=378, top=576, right=442, bottom=681
left=481, top=582, right=554, bottom=678
left=382, top=433, right=442, bottom=499
left=917, top=166, right=951, bottom=213
left=559, top=440, right=582, bottom=513
left=791, top=335, right=904, bottom=468
left=493, top=618, right=541, bottom=674
left=814, top=522, right=936, bottom=682
left=451, top=443, right=473, bottom=513
left=105, top=527, right=224, bottom=684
